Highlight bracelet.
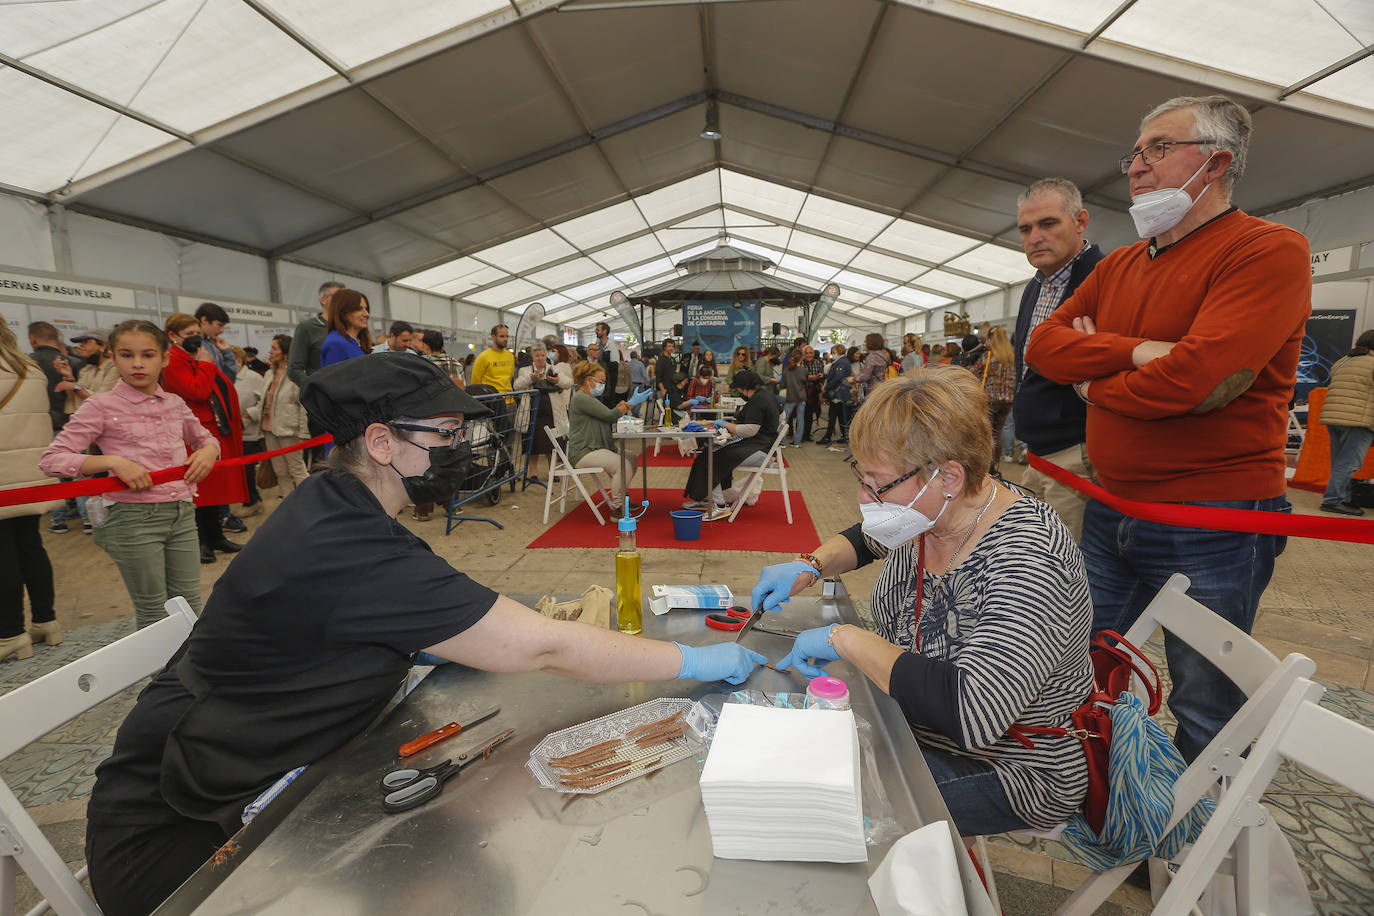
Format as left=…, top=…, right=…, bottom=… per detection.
left=797, top=552, right=823, bottom=576
left=827, top=624, right=844, bottom=649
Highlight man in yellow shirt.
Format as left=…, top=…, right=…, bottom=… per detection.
left=470, top=324, right=514, bottom=392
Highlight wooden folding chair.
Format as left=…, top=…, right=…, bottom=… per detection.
left=0, top=597, right=197, bottom=916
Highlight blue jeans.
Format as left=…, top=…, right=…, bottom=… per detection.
left=1079, top=497, right=1289, bottom=762
left=921, top=745, right=1028, bottom=836
left=1323, top=425, right=1373, bottom=505
left=784, top=401, right=805, bottom=445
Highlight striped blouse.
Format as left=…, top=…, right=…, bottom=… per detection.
left=845, top=492, right=1094, bottom=829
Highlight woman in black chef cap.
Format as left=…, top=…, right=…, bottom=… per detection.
left=84, top=353, right=765, bottom=916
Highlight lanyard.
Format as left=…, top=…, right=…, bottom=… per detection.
left=913, top=535, right=925, bottom=652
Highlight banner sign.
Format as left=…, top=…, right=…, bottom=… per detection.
left=176, top=296, right=290, bottom=325
left=1296, top=309, right=1356, bottom=404
left=0, top=269, right=135, bottom=310
left=1310, top=247, right=1352, bottom=277
left=684, top=299, right=760, bottom=356
left=608, top=290, right=642, bottom=342
left=805, top=282, right=841, bottom=339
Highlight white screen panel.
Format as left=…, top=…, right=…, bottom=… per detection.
left=553, top=200, right=651, bottom=250
left=634, top=171, right=721, bottom=226
left=260, top=0, right=509, bottom=69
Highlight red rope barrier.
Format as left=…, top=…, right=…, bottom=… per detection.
left=0, top=434, right=334, bottom=509
left=1026, top=452, right=1374, bottom=545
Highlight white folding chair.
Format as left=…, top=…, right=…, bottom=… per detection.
left=542, top=425, right=610, bottom=526
left=0, top=597, right=197, bottom=916
left=1153, top=675, right=1354, bottom=915
left=727, top=412, right=793, bottom=523
left=1050, top=573, right=1318, bottom=915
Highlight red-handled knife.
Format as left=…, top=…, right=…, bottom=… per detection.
left=397, top=705, right=500, bottom=758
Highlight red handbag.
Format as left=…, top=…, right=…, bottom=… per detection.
left=1006, top=630, right=1162, bottom=834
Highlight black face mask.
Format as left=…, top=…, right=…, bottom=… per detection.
left=391, top=439, right=473, bottom=504
left=182, top=335, right=203, bottom=355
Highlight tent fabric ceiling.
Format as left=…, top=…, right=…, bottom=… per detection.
left=2, top=0, right=1373, bottom=327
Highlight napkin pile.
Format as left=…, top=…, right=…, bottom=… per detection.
left=699, top=703, right=867, bottom=863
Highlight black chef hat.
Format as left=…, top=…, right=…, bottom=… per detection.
left=300, top=352, right=491, bottom=445
left=732, top=369, right=762, bottom=391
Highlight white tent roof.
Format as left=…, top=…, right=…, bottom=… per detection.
left=3, top=0, right=1372, bottom=325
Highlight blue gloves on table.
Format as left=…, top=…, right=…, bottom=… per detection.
left=628, top=387, right=653, bottom=407
left=681, top=421, right=707, bottom=432
left=774, top=625, right=840, bottom=679
left=713, top=418, right=730, bottom=429
left=675, top=642, right=767, bottom=685
left=688, top=396, right=710, bottom=406
left=750, top=560, right=820, bottom=613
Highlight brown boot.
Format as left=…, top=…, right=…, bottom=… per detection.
left=28, top=620, right=64, bottom=647
left=0, top=632, right=34, bottom=663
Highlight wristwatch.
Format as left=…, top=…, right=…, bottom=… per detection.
left=73, top=384, right=84, bottom=392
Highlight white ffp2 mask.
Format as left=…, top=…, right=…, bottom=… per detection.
left=1128, top=154, right=1216, bottom=239
left=858, top=471, right=952, bottom=549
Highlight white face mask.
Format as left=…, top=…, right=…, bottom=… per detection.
left=1128, top=154, right=1216, bottom=239
left=858, top=470, right=953, bottom=550
left=590, top=382, right=605, bottom=397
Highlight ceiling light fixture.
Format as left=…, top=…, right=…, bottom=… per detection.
left=700, top=101, right=723, bottom=141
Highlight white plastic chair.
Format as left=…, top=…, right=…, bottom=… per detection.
left=0, top=597, right=197, bottom=916
left=727, top=412, right=792, bottom=524
left=1152, top=676, right=1366, bottom=915
left=542, top=425, right=610, bottom=526
left=1047, top=573, right=1318, bottom=914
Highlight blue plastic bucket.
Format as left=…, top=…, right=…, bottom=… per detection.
left=670, top=509, right=704, bottom=541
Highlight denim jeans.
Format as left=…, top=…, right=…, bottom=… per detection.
left=784, top=401, right=805, bottom=445
left=921, top=744, right=1029, bottom=836
left=1079, top=496, right=1289, bottom=762
left=1323, top=425, right=1374, bottom=505
left=93, top=501, right=203, bottom=629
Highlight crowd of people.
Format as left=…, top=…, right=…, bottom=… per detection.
left=0, top=92, right=1365, bottom=915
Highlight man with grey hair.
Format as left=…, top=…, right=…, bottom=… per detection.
left=1027, top=95, right=1311, bottom=762
left=1011, top=177, right=1105, bottom=539
left=288, top=280, right=346, bottom=388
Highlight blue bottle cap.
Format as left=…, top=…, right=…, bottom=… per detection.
left=619, top=498, right=649, bottom=532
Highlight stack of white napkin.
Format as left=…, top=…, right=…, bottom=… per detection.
left=699, top=703, right=867, bottom=863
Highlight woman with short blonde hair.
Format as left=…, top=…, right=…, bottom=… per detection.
left=749, top=365, right=1094, bottom=837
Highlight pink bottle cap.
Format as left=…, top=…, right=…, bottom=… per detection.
left=807, top=676, right=849, bottom=700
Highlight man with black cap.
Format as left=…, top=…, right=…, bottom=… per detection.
left=82, top=352, right=766, bottom=916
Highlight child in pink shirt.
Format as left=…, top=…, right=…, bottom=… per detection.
left=41, top=320, right=219, bottom=628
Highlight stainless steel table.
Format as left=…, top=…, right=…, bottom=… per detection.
left=612, top=426, right=717, bottom=510
left=154, top=592, right=996, bottom=916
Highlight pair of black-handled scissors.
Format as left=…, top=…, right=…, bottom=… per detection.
left=380, top=728, right=515, bottom=814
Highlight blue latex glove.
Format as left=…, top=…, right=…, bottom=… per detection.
left=627, top=387, right=653, bottom=407
left=775, top=625, right=840, bottom=679
left=675, top=642, right=767, bottom=685
left=750, top=560, right=820, bottom=613
left=713, top=417, right=729, bottom=429
left=681, top=421, right=707, bottom=432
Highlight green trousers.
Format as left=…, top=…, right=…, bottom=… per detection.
left=93, top=501, right=203, bottom=629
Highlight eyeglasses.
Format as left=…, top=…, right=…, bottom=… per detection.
left=849, top=459, right=928, bottom=502
left=1119, top=139, right=1216, bottom=174
left=390, top=422, right=468, bottom=446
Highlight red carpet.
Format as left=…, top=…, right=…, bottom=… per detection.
left=638, top=450, right=789, bottom=469
left=528, top=488, right=818, bottom=552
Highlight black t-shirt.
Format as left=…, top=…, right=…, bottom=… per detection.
left=735, top=389, right=780, bottom=444
left=87, top=471, right=497, bottom=830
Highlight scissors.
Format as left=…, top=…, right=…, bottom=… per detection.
left=380, top=728, right=515, bottom=814
left=703, top=606, right=800, bottom=638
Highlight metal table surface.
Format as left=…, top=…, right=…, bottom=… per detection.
left=154, top=593, right=995, bottom=916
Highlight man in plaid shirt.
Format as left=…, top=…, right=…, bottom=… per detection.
left=1011, top=178, right=1105, bottom=539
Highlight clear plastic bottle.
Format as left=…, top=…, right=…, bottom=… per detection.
left=805, top=676, right=851, bottom=711
left=616, top=498, right=647, bottom=635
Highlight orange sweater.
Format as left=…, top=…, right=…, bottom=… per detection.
left=1025, top=210, right=1310, bottom=501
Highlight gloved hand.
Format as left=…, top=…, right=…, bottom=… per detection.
left=713, top=418, right=730, bottom=429
left=689, top=396, right=710, bottom=406
left=674, top=642, right=767, bottom=685
left=627, top=387, right=653, bottom=407
left=750, top=560, right=820, bottom=613
left=775, top=625, right=840, bottom=679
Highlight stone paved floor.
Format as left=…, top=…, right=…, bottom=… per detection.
left=3, top=436, right=1372, bottom=914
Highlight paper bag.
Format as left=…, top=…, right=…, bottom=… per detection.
left=534, top=585, right=613, bottom=629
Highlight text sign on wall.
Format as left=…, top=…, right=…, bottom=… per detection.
left=1311, top=247, right=1352, bottom=277
left=176, top=296, right=290, bottom=324
left=684, top=299, right=760, bottom=356
left=0, top=269, right=135, bottom=310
